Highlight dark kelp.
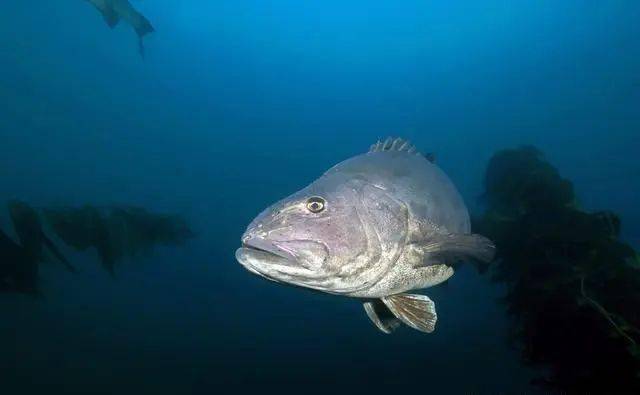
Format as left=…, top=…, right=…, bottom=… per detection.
left=42, top=205, right=117, bottom=275
left=474, top=147, right=640, bottom=392
left=0, top=227, right=39, bottom=295
left=1, top=202, right=192, bottom=294
left=1, top=200, right=74, bottom=295
left=43, top=205, right=194, bottom=275
left=8, top=200, right=76, bottom=273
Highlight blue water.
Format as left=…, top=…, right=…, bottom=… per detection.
left=1, top=1, right=639, bottom=393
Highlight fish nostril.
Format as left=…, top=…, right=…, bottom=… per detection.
left=242, top=233, right=254, bottom=244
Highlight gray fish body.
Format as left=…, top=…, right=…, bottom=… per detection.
left=236, top=138, right=494, bottom=333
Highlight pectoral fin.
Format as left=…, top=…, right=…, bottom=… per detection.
left=363, top=300, right=401, bottom=334
left=418, top=233, right=495, bottom=264
left=382, top=293, right=438, bottom=333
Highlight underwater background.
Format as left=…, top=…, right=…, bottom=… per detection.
left=1, top=1, right=639, bottom=393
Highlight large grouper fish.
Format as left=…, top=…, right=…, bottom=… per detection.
left=236, top=138, right=495, bottom=333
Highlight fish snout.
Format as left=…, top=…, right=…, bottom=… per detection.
left=241, top=229, right=258, bottom=245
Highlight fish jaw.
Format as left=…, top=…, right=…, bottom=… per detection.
left=236, top=231, right=298, bottom=278
left=235, top=246, right=329, bottom=283
left=235, top=231, right=328, bottom=283
left=235, top=246, right=291, bottom=281
left=241, top=232, right=298, bottom=262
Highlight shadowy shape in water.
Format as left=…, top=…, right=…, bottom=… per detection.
left=474, top=147, right=640, bottom=392
left=8, top=200, right=76, bottom=273
left=0, top=225, right=39, bottom=295
left=43, top=205, right=194, bottom=276
left=42, top=205, right=116, bottom=275
left=86, top=0, right=154, bottom=57
left=1, top=201, right=192, bottom=294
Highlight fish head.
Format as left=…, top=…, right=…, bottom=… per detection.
left=236, top=175, right=370, bottom=292
left=236, top=173, right=409, bottom=295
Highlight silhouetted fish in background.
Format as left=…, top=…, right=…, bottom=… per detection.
left=43, top=205, right=194, bottom=276
left=86, top=0, right=155, bottom=57
left=0, top=201, right=193, bottom=294
left=8, top=200, right=76, bottom=273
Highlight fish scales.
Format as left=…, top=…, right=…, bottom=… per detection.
left=236, top=137, right=495, bottom=333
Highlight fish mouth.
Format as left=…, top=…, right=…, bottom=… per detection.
left=240, top=236, right=298, bottom=263
left=235, top=236, right=328, bottom=283
left=235, top=235, right=298, bottom=279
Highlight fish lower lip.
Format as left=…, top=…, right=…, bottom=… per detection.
left=241, top=245, right=292, bottom=263
left=236, top=246, right=296, bottom=272
left=235, top=247, right=323, bottom=280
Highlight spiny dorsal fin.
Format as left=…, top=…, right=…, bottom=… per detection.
left=369, top=137, right=419, bottom=155
left=423, top=152, right=436, bottom=163
left=369, top=138, right=436, bottom=162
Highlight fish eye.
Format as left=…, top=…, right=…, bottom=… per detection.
left=306, top=196, right=326, bottom=213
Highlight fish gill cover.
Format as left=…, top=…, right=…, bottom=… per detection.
left=474, top=147, right=640, bottom=392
